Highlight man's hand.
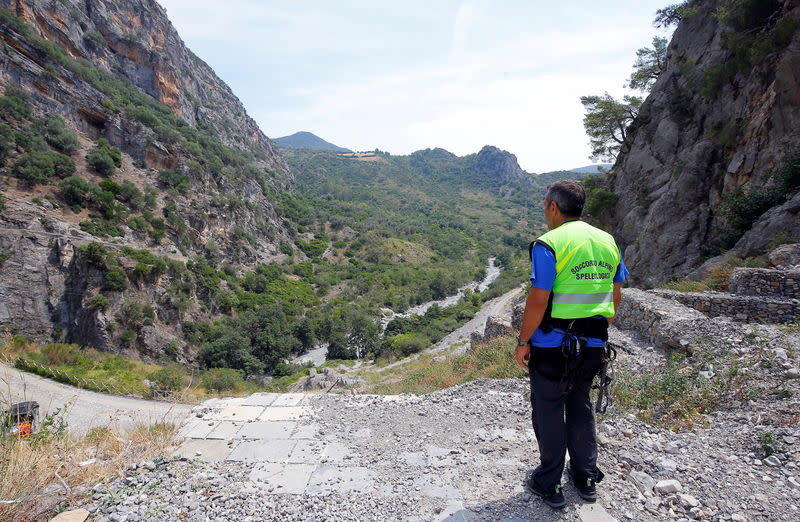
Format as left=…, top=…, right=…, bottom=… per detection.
left=515, top=344, right=530, bottom=370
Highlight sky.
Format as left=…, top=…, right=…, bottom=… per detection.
left=156, top=1, right=672, bottom=173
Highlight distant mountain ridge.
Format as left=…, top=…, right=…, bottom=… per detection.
left=274, top=132, right=351, bottom=152
left=569, top=164, right=613, bottom=174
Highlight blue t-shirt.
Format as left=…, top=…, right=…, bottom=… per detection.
left=529, top=242, right=629, bottom=347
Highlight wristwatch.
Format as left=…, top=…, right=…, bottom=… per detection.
left=517, top=335, right=529, bottom=347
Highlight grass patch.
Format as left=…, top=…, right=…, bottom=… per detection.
left=368, top=335, right=525, bottom=395
left=0, top=339, right=287, bottom=399
left=659, top=255, right=769, bottom=292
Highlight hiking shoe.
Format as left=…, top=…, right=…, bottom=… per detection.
left=566, top=462, right=597, bottom=502
left=523, top=471, right=566, bottom=509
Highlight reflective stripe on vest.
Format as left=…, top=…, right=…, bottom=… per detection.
left=536, top=221, right=620, bottom=319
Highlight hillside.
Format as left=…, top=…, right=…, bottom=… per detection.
left=273, top=131, right=351, bottom=152
left=596, top=0, right=800, bottom=287
left=0, top=0, right=592, bottom=380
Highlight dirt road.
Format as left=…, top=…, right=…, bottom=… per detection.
left=0, top=362, right=190, bottom=435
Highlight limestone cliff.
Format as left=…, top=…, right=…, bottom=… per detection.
left=604, top=0, right=800, bottom=287
left=0, top=0, right=295, bottom=355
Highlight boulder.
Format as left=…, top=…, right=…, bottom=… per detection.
left=768, top=243, right=800, bottom=268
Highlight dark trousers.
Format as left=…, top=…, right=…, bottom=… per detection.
left=528, top=345, right=604, bottom=490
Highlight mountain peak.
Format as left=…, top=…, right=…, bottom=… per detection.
left=273, top=132, right=351, bottom=152
left=473, top=145, right=525, bottom=182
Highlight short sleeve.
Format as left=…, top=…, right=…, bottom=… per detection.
left=613, top=252, right=629, bottom=283
left=530, top=243, right=557, bottom=291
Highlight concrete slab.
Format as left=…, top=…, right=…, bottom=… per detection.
left=206, top=421, right=244, bottom=440
left=398, top=451, right=426, bottom=467
left=258, top=406, right=308, bottom=421
left=322, top=442, right=351, bottom=464
left=414, top=473, right=463, bottom=500
left=178, top=419, right=219, bottom=439
left=439, top=502, right=470, bottom=522
left=242, top=393, right=281, bottom=407
left=172, top=439, right=234, bottom=463
left=237, top=421, right=296, bottom=440
left=271, top=393, right=306, bottom=407
left=578, top=503, right=618, bottom=522
left=292, top=424, right=316, bottom=439
left=219, top=404, right=265, bottom=421
left=249, top=463, right=315, bottom=495
left=426, top=445, right=458, bottom=467
left=306, top=465, right=378, bottom=494
left=226, top=438, right=296, bottom=463
left=288, top=439, right=327, bottom=464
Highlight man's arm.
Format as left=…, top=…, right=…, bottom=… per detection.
left=607, top=282, right=622, bottom=326
left=515, top=286, right=550, bottom=369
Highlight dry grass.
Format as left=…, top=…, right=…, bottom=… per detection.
left=660, top=255, right=770, bottom=292
left=367, top=335, right=525, bottom=395
left=0, top=405, right=177, bottom=521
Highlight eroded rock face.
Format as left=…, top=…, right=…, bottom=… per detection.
left=605, top=1, right=800, bottom=287
left=0, top=0, right=288, bottom=177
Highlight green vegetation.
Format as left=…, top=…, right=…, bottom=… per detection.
left=369, top=335, right=525, bottom=395
left=87, top=139, right=121, bottom=176
left=44, top=115, right=80, bottom=153
left=702, top=0, right=796, bottom=97
left=716, top=148, right=800, bottom=249
left=660, top=255, right=768, bottom=292
left=583, top=175, right=620, bottom=227
left=11, top=150, right=75, bottom=185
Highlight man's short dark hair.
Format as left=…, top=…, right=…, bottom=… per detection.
left=545, top=180, right=585, bottom=218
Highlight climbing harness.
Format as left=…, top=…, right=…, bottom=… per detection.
left=593, top=344, right=617, bottom=414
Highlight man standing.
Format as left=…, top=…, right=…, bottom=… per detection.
left=516, top=180, right=627, bottom=509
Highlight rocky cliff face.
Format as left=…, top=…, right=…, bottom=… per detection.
left=605, top=0, right=800, bottom=287
left=472, top=145, right=527, bottom=183
left=1, top=0, right=286, bottom=176
left=0, top=0, right=296, bottom=356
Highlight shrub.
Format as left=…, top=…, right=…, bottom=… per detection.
left=81, top=241, right=108, bottom=268
left=80, top=218, right=124, bottom=237
left=11, top=150, right=73, bottom=184
left=103, top=266, right=129, bottom=291
left=88, top=294, right=109, bottom=311
left=0, top=87, right=32, bottom=120
left=45, top=115, right=80, bottom=153
left=158, top=169, right=190, bottom=193
left=390, top=333, right=429, bottom=357
left=200, top=367, right=244, bottom=392
left=120, top=328, right=136, bottom=347
left=58, top=175, right=95, bottom=208
left=279, top=240, right=293, bottom=255
left=87, top=146, right=116, bottom=176
left=147, top=366, right=185, bottom=391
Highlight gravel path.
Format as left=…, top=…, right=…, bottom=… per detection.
left=0, top=362, right=190, bottom=435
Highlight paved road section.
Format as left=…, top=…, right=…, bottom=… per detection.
left=1, top=362, right=191, bottom=434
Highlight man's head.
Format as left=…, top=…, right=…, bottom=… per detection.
left=544, top=180, right=585, bottom=230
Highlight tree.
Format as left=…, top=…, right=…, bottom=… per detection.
left=580, top=93, right=642, bottom=162
left=654, top=1, right=697, bottom=29
left=348, top=314, right=379, bottom=358
left=628, top=37, right=668, bottom=92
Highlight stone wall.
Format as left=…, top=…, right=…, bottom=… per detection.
left=729, top=268, right=800, bottom=299
left=651, top=290, right=800, bottom=324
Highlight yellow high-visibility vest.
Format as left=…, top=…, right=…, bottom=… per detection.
left=536, top=220, right=620, bottom=319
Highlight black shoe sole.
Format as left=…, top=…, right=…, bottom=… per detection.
left=524, top=478, right=566, bottom=509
